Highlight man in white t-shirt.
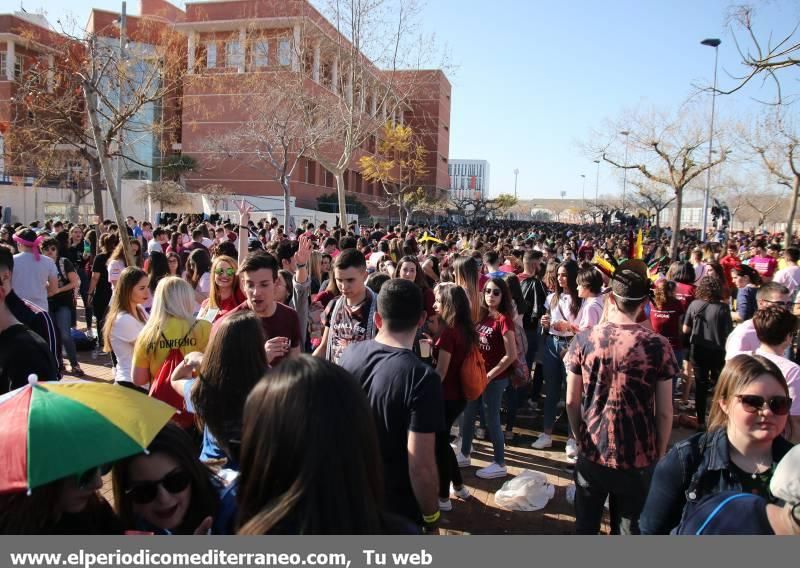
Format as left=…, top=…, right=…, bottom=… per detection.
left=751, top=306, right=800, bottom=443
left=11, top=228, right=57, bottom=311
left=774, top=247, right=800, bottom=298
left=726, top=282, right=791, bottom=359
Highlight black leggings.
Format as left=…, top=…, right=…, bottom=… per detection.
left=93, top=299, right=110, bottom=349
left=691, top=345, right=725, bottom=426
left=435, top=399, right=467, bottom=499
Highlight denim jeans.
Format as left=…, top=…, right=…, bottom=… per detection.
left=541, top=334, right=570, bottom=434
left=574, top=456, right=654, bottom=535
left=461, top=377, right=509, bottom=465
left=51, top=304, right=78, bottom=367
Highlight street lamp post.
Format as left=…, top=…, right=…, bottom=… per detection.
left=700, top=38, right=721, bottom=243
left=513, top=168, right=519, bottom=199
left=593, top=159, right=600, bottom=204
left=620, top=131, right=630, bottom=211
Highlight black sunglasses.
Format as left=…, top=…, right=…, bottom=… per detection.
left=75, top=463, right=112, bottom=489
left=484, top=288, right=502, bottom=297
left=125, top=470, right=192, bottom=504
left=735, top=394, right=792, bottom=416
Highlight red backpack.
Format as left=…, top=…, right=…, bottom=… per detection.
left=148, top=323, right=197, bottom=430
left=460, top=344, right=489, bottom=401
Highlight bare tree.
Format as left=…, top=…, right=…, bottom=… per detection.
left=630, top=179, right=675, bottom=238
left=200, top=183, right=232, bottom=215
left=745, top=191, right=785, bottom=233
left=299, top=0, right=439, bottom=229
left=744, top=112, right=800, bottom=246
left=591, top=106, right=727, bottom=258
left=722, top=5, right=800, bottom=103
left=448, top=194, right=518, bottom=224
left=138, top=180, right=189, bottom=212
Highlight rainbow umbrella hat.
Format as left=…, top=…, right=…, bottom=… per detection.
left=0, top=377, right=175, bottom=494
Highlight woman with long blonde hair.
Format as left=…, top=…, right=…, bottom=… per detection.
left=103, top=267, right=150, bottom=386
left=131, top=277, right=212, bottom=387
left=199, top=255, right=244, bottom=322
left=308, top=251, right=323, bottom=295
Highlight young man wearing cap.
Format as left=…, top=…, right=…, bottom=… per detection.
left=565, top=266, right=678, bottom=535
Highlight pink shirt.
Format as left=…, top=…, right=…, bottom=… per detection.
left=725, top=320, right=758, bottom=360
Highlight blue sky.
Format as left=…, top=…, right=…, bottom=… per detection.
left=6, top=0, right=799, bottom=199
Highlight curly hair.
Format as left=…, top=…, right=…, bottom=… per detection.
left=695, top=275, right=723, bottom=303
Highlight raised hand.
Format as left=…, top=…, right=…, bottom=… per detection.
left=237, top=199, right=253, bottom=227
left=295, top=235, right=312, bottom=266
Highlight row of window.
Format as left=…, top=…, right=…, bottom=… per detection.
left=448, top=162, right=486, bottom=177
left=203, top=38, right=292, bottom=69
left=449, top=175, right=485, bottom=191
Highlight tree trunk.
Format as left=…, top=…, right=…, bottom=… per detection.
left=784, top=176, right=800, bottom=249
left=669, top=187, right=684, bottom=260
left=87, top=155, right=104, bottom=220
left=281, top=176, right=291, bottom=235
left=335, top=171, right=347, bottom=229
left=397, top=194, right=405, bottom=229
left=83, top=86, right=133, bottom=266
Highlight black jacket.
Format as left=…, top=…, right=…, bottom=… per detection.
left=520, top=276, right=547, bottom=330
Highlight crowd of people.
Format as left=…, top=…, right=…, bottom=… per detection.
left=0, top=208, right=799, bottom=535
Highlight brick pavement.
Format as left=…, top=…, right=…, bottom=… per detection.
left=69, top=320, right=692, bottom=535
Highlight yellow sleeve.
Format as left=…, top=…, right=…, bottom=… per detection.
left=194, top=320, right=212, bottom=353
left=132, top=335, right=148, bottom=369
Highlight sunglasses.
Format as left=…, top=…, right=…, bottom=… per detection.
left=214, top=267, right=236, bottom=276
left=125, top=470, right=192, bottom=505
left=75, top=463, right=112, bottom=490
left=484, top=288, right=502, bottom=297
left=735, top=394, right=792, bottom=416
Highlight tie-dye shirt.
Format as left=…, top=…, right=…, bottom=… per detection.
left=566, top=322, right=678, bottom=470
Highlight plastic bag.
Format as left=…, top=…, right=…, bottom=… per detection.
left=494, top=469, right=555, bottom=511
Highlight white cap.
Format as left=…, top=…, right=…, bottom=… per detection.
left=770, top=444, right=800, bottom=505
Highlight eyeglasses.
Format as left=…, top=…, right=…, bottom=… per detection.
left=762, top=299, right=794, bottom=308
left=484, top=288, right=502, bottom=297
left=214, top=267, right=235, bottom=277
left=125, top=470, right=192, bottom=504
left=75, top=463, right=112, bottom=490
left=735, top=394, right=792, bottom=416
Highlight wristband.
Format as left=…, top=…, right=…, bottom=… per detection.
left=422, top=511, right=440, bottom=524
left=297, top=263, right=307, bottom=268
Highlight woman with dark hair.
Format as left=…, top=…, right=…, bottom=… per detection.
left=500, top=273, right=530, bottom=441
left=107, top=240, right=143, bottom=290
left=166, top=251, right=181, bottom=276
left=641, top=354, right=793, bottom=534
left=0, top=464, right=122, bottom=534
left=532, top=259, right=582, bottom=455
left=683, top=276, right=734, bottom=430
left=65, top=225, right=93, bottom=334
left=112, top=423, right=230, bottom=535
left=145, top=251, right=170, bottom=311
left=87, top=232, right=118, bottom=352
left=394, top=255, right=435, bottom=318
left=650, top=278, right=685, bottom=389
left=432, top=283, right=474, bottom=511
left=667, top=261, right=697, bottom=312
left=732, top=264, right=762, bottom=322
left=237, top=356, right=416, bottom=534
left=166, top=232, right=183, bottom=257
left=274, top=269, right=294, bottom=306
left=41, top=237, right=83, bottom=377
left=104, top=266, right=149, bottom=386
left=458, top=277, right=517, bottom=480
left=185, top=248, right=212, bottom=309
left=169, top=311, right=268, bottom=467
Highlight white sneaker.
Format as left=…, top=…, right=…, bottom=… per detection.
left=565, top=438, right=578, bottom=460
left=475, top=462, right=508, bottom=479
left=531, top=433, right=553, bottom=449
left=455, top=451, right=471, bottom=468
left=438, top=498, right=453, bottom=512
left=451, top=484, right=470, bottom=500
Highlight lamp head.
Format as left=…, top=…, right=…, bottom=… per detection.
left=701, top=38, right=721, bottom=48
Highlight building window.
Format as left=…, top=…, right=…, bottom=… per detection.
left=226, top=40, right=243, bottom=69
left=206, top=42, right=217, bottom=68
left=278, top=38, right=291, bottom=67
left=253, top=39, right=269, bottom=67
left=0, top=53, right=6, bottom=79
left=14, top=55, right=23, bottom=80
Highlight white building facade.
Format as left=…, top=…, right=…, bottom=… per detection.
left=449, top=159, right=490, bottom=200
